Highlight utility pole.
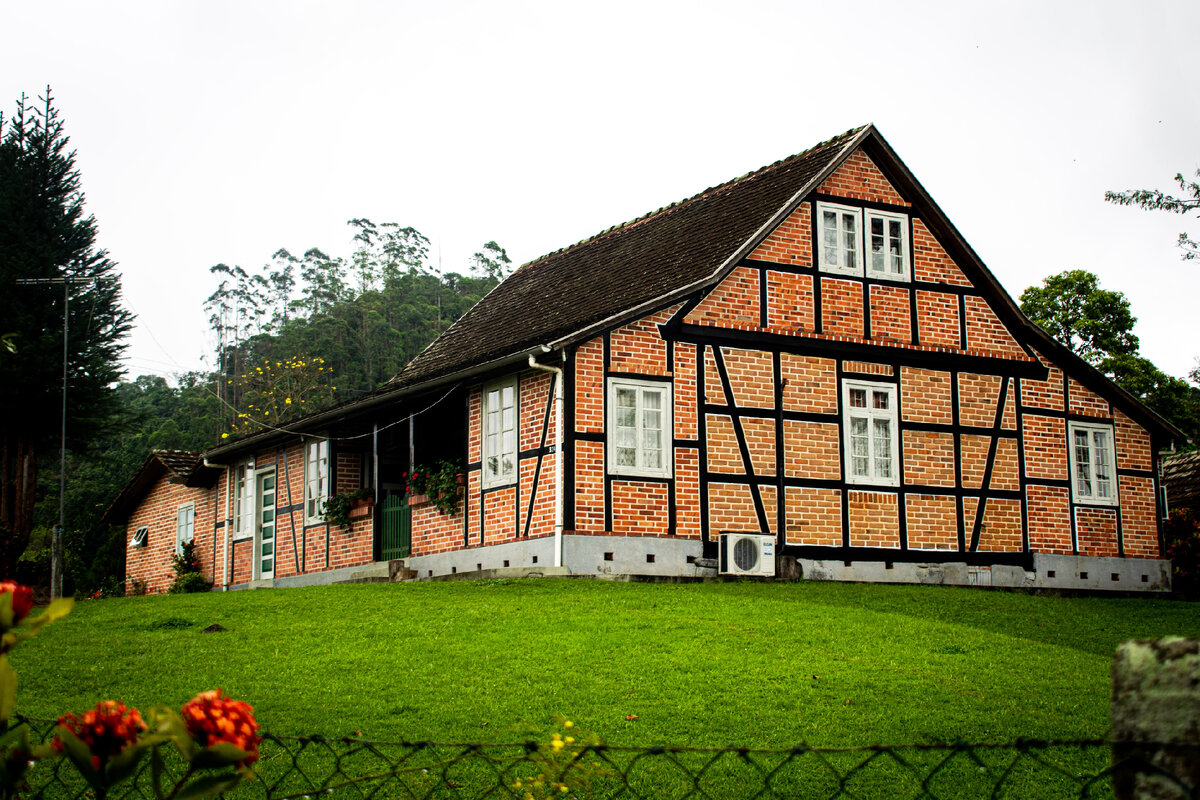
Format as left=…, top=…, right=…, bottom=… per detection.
left=14, top=275, right=97, bottom=601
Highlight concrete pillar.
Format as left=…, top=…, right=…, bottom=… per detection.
left=1112, top=638, right=1200, bottom=799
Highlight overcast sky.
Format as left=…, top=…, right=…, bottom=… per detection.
left=4, top=0, right=1198, bottom=382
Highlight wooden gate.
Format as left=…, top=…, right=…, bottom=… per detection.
left=379, top=493, right=411, bottom=560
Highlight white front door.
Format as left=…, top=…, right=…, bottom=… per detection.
left=257, top=472, right=276, bottom=580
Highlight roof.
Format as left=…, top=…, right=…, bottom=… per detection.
left=1164, top=450, right=1200, bottom=512
left=101, top=450, right=218, bottom=525
left=202, top=122, right=1183, bottom=461
left=394, top=125, right=869, bottom=387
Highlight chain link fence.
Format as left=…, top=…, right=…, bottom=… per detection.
left=11, top=716, right=1196, bottom=799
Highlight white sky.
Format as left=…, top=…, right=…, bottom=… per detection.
left=4, top=0, right=1198, bottom=382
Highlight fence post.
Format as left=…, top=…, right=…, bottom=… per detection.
left=1112, top=638, right=1199, bottom=799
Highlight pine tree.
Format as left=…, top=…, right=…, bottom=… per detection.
left=0, top=89, right=132, bottom=576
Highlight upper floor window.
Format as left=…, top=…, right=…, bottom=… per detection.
left=818, top=202, right=862, bottom=275
left=817, top=202, right=910, bottom=281
left=608, top=378, right=672, bottom=478
left=1069, top=421, right=1117, bottom=505
left=306, top=439, right=329, bottom=522
left=483, top=377, right=518, bottom=487
left=175, top=503, right=195, bottom=554
left=842, top=380, right=898, bottom=487
left=866, top=210, right=909, bottom=280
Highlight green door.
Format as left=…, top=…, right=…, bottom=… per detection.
left=380, top=493, right=411, bottom=560
left=258, top=472, right=276, bottom=579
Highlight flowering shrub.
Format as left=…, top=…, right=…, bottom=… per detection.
left=181, top=689, right=260, bottom=767
left=169, top=541, right=212, bottom=594
left=1164, top=508, right=1199, bottom=596
left=406, top=460, right=463, bottom=515
left=0, top=581, right=33, bottom=631
left=54, top=701, right=146, bottom=772
left=0, top=581, right=258, bottom=799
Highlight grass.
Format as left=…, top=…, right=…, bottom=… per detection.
left=10, top=578, right=1198, bottom=749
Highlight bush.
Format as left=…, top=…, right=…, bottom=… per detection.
left=169, top=572, right=213, bottom=594
left=1164, top=508, right=1199, bottom=597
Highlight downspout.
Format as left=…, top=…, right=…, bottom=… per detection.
left=528, top=349, right=566, bottom=569
left=203, top=458, right=231, bottom=590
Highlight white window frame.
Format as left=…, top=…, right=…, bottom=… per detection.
left=865, top=209, right=910, bottom=280
left=175, top=502, right=195, bottom=554
left=232, top=460, right=255, bottom=540
left=305, top=438, right=330, bottom=523
left=817, top=201, right=864, bottom=276
left=841, top=380, right=899, bottom=487
left=482, top=377, right=518, bottom=488
left=130, top=525, right=148, bottom=549
left=1068, top=421, right=1118, bottom=506
left=607, top=378, right=673, bottom=478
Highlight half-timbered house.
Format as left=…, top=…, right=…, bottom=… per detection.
left=111, top=124, right=1183, bottom=593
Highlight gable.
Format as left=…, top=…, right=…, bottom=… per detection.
left=684, top=147, right=1032, bottom=363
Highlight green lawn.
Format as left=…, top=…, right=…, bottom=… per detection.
left=11, top=579, right=1197, bottom=749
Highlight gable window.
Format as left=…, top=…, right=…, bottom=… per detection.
left=818, top=202, right=862, bottom=275
left=817, top=201, right=911, bottom=281
left=866, top=210, right=909, bottom=279
left=175, top=503, right=195, bottom=554
left=305, top=439, right=329, bottom=522
left=842, top=380, right=898, bottom=487
left=1069, top=421, right=1117, bottom=505
left=130, top=526, right=148, bottom=549
left=483, top=377, right=518, bottom=487
left=233, top=461, right=255, bottom=539
left=608, top=378, right=672, bottom=478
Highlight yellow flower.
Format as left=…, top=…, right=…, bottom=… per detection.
left=221, top=433, right=230, bottom=439
left=565, top=736, right=574, bottom=744
left=285, top=398, right=292, bottom=404
left=563, top=721, right=573, bottom=728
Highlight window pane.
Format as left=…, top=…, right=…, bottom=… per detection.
left=643, top=410, right=661, bottom=431
left=851, top=417, right=869, bottom=476
left=849, top=389, right=867, bottom=408
left=502, top=385, right=514, bottom=407
left=873, top=419, right=892, bottom=478
left=616, top=447, right=636, bottom=467
left=616, top=407, right=635, bottom=428
left=1093, top=431, right=1112, bottom=497
left=873, top=391, right=889, bottom=410
left=642, top=390, right=661, bottom=410
left=487, top=389, right=499, bottom=413
left=615, top=427, right=636, bottom=449
left=1073, top=430, right=1092, bottom=496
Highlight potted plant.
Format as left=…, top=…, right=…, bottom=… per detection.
left=406, top=460, right=464, bottom=515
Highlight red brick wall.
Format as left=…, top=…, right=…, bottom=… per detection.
left=915, top=291, right=960, bottom=348
left=957, top=373, right=1002, bottom=428
left=848, top=491, right=900, bottom=548
left=722, top=348, right=775, bottom=408
left=818, top=150, right=910, bottom=206
left=783, top=421, right=840, bottom=480
left=685, top=266, right=760, bottom=327
left=971, top=498, right=1022, bottom=552
left=902, top=430, right=955, bottom=487
left=612, top=481, right=670, bottom=535
left=964, top=296, right=1024, bottom=358
left=1022, top=415, right=1068, bottom=481
left=785, top=487, right=841, bottom=545
left=869, top=285, right=912, bottom=344
left=125, top=475, right=215, bottom=594
left=1068, top=377, right=1110, bottom=418
left=708, top=482, right=760, bottom=537
left=1027, top=485, right=1072, bottom=554
left=900, top=368, right=952, bottom=425
left=912, top=219, right=971, bottom=286
left=1076, top=507, right=1119, bottom=557
left=1119, top=475, right=1159, bottom=559
left=906, top=494, right=957, bottom=550
left=1114, top=409, right=1152, bottom=471
left=820, top=278, right=864, bottom=338
left=781, top=355, right=836, bottom=413
left=1021, top=350, right=1065, bottom=411
left=610, top=308, right=675, bottom=377
left=750, top=202, right=812, bottom=265
left=766, top=272, right=815, bottom=333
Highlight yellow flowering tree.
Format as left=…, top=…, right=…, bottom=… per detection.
left=227, top=356, right=335, bottom=433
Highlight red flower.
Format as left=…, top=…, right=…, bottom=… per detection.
left=181, top=689, right=260, bottom=766
left=0, top=581, right=34, bottom=627
left=54, top=701, right=146, bottom=771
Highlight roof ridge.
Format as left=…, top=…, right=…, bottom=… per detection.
left=514, top=125, right=868, bottom=274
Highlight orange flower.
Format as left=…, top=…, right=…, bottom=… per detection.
left=0, top=580, right=33, bottom=627
left=54, top=701, right=146, bottom=771
left=181, top=689, right=260, bottom=766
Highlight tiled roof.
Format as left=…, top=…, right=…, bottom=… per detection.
left=101, top=450, right=214, bottom=525
left=394, top=125, right=868, bottom=386
left=1164, top=450, right=1200, bottom=512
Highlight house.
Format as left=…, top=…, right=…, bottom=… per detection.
left=108, top=124, right=1183, bottom=594
left=1163, top=451, right=1200, bottom=513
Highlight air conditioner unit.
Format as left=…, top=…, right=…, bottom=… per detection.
left=719, top=533, right=776, bottom=576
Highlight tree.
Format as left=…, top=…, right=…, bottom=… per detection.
left=469, top=240, right=513, bottom=281
left=1018, top=270, right=1139, bottom=369
left=1106, top=170, right=1200, bottom=261
left=0, top=89, right=131, bottom=576
left=1021, top=269, right=1200, bottom=447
